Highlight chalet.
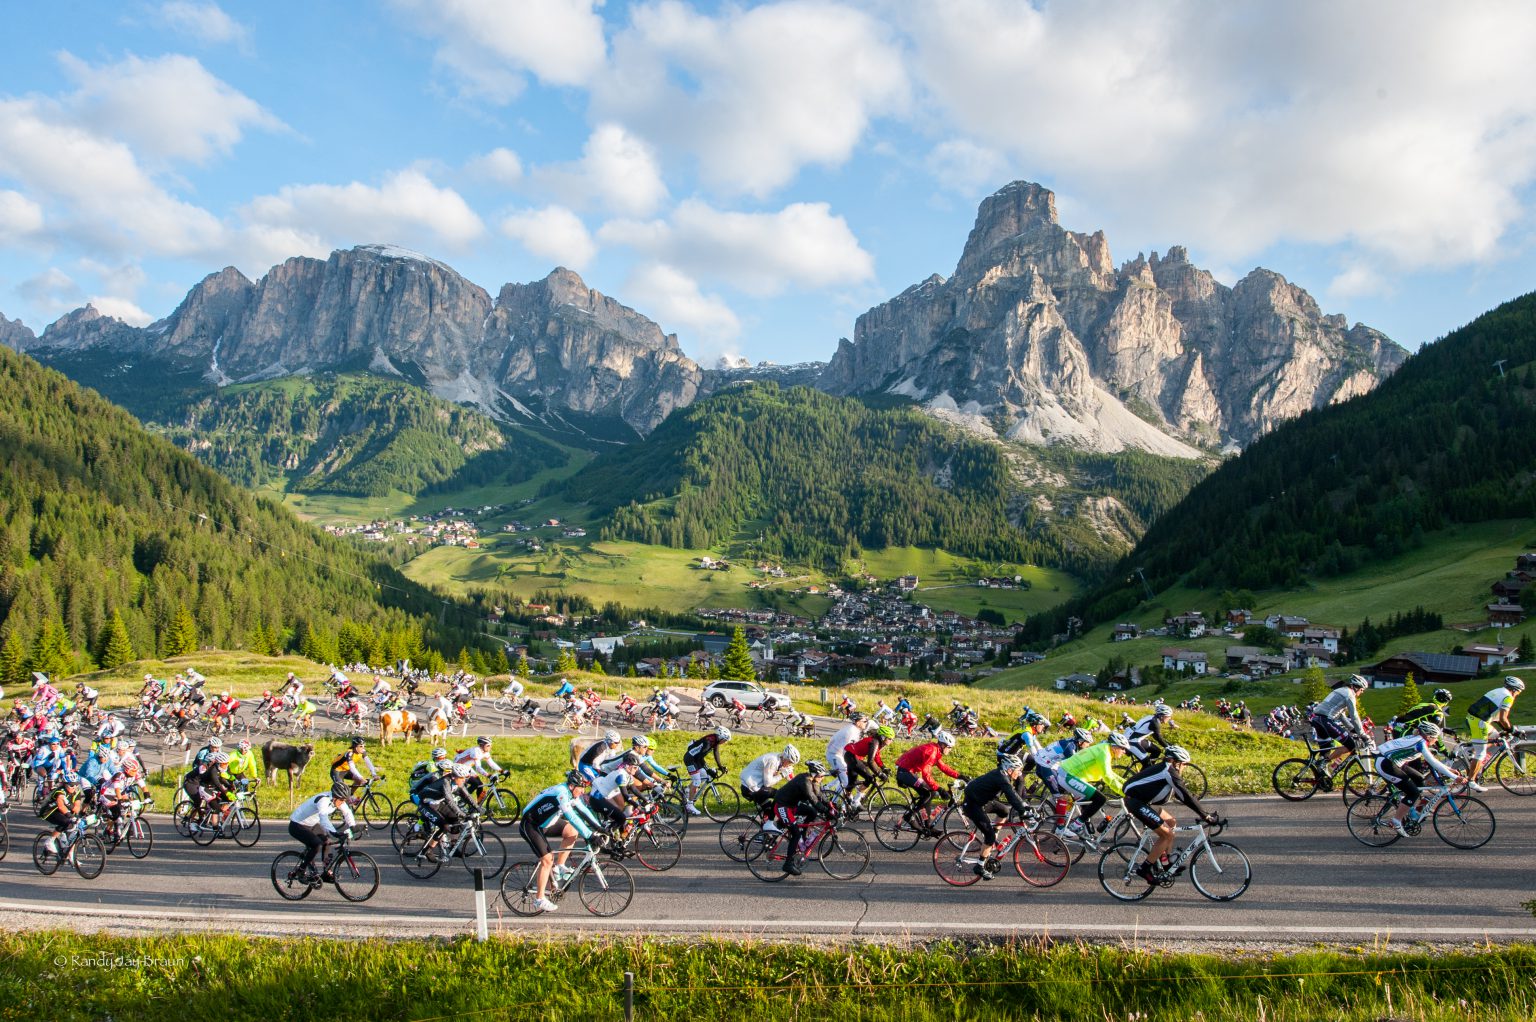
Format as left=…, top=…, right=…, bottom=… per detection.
left=1225, top=646, right=1263, bottom=669
left=1288, top=644, right=1337, bottom=669
left=1369, top=652, right=1480, bottom=685
left=1267, top=615, right=1310, bottom=640
left=1462, top=642, right=1518, bottom=667
left=896, top=575, right=920, bottom=591
left=1507, top=570, right=1536, bottom=584
left=587, top=636, right=626, bottom=658
left=1226, top=609, right=1253, bottom=627
left=1166, top=612, right=1207, bottom=637
left=1488, top=601, right=1526, bottom=628
left=1492, top=579, right=1529, bottom=601
left=1054, top=672, right=1098, bottom=691
left=1247, top=653, right=1292, bottom=676
left=1300, top=626, right=1342, bottom=654
left=1112, top=623, right=1141, bottom=642
left=1160, top=648, right=1209, bottom=674
left=1517, top=553, right=1536, bottom=571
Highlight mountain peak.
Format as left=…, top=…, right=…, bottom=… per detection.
left=956, top=181, right=1061, bottom=275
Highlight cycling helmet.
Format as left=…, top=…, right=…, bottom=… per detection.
left=782, top=744, right=801, bottom=764
left=1164, top=745, right=1192, bottom=763
left=714, top=726, right=732, bottom=742
left=351, top=736, right=366, bottom=749
left=1154, top=703, right=1173, bottom=718
left=603, top=729, right=620, bottom=744
left=1505, top=676, right=1526, bottom=693
left=452, top=763, right=474, bottom=778
left=1071, top=727, right=1093, bottom=745
left=1432, top=688, right=1453, bottom=704
left=124, top=761, right=140, bottom=777
left=934, top=729, right=956, bottom=748
left=237, top=739, right=251, bottom=752
left=122, top=738, right=137, bottom=750
left=62, top=771, right=80, bottom=785
left=565, top=769, right=590, bottom=787
left=805, top=759, right=828, bottom=777
left=631, top=735, right=652, bottom=750
left=431, top=747, right=449, bottom=761
left=261, top=690, right=271, bottom=699
left=214, top=752, right=230, bottom=765
left=477, top=735, right=493, bottom=748
left=220, top=691, right=230, bottom=699
left=1416, top=721, right=1443, bottom=740
left=144, top=674, right=154, bottom=682
left=998, top=754, right=1025, bottom=772
left=1107, top=732, right=1132, bottom=751
left=208, top=736, right=223, bottom=749
left=1025, top=711, right=1047, bottom=726
left=874, top=724, right=895, bottom=741
left=621, top=751, right=641, bottom=768
left=1347, top=674, right=1370, bottom=691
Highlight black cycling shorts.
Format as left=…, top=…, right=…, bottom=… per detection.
left=519, top=815, right=552, bottom=859
left=961, top=800, right=998, bottom=845
left=1123, top=797, right=1165, bottom=830
left=1309, top=715, right=1357, bottom=751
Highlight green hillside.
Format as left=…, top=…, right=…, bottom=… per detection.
left=0, top=345, right=482, bottom=680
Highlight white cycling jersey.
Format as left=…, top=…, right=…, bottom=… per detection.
left=740, top=752, right=794, bottom=793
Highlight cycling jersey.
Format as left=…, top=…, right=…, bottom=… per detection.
left=962, top=768, right=1029, bottom=816
left=454, top=745, right=503, bottom=776
left=289, top=792, right=356, bottom=833
left=523, top=782, right=603, bottom=837
left=1390, top=701, right=1448, bottom=737
left=1467, top=686, right=1517, bottom=722
left=224, top=749, right=260, bottom=783
left=330, top=750, right=379, bottom=783
left=1055, top=743, right=1125, bottom=797
left=1375, top=734, right=1456, bottom=778
left=590, top=767, right=635, bottom=802
left=684, top=734, right=724, bottom=767
left=740, top=752, right=793, bottom=793
left=997, top=729, right=1044, bottom=763
left=1122, top=760, right=1208, bottom=815
left=895, top=742, right=960, bottom=789
left=771, top=772, right=828, bottom=811
left=1312, top=686, right=1364, bottom=733
left=825, top=723, right=862, bottom=764
left=1033, top=737, right=1077, bottom=771
left=576, top=740, right=620, bottom=777
left=843, top=735, right=887, bottom=769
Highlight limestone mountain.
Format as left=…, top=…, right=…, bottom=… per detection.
left=821, top=182, right=1407, bottom=453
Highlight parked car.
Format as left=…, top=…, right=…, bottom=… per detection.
left=701, top=680, right=791, bottom=710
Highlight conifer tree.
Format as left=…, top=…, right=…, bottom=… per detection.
left=97, top=610, right=136, bottom=669
left=1302, top=666, right=1329, bottom=706
left=1395, top=673, right=1421, bottom=719
left=1518, top=633, right=1534, bottom=664
left=721, top=626, right=756, bottom=681
left=516, top=654, right=532, bottom=676
left=557, top=648, right=578, bottom=674
left=163, top=604, right=199, bottom=657
left=29, top=618, right=74, bottom=679
left=0, top=631, right=27, bottom=686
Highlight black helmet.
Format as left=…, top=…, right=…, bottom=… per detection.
left=1432, top=688, right=1452, bottom=704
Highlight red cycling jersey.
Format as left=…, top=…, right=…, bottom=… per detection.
left=895, top=742, right=959, bottom=788
left=844, top=735, right=887, bottom=769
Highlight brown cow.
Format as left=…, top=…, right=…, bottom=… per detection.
left=380, top=709, right=421, bottom=745
left=426, top=708, right=450, bottom=747
left=261, top=740, right=315, bottom=797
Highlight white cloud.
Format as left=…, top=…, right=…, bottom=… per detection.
left=594, top=1, right=909, bottom=196
left=156, top=2, right=250, bottom=47
left=0, top=189, right=44, bottom=240
left=87, top=295, right=153, bottom=327
left=534, top=123, right=668, bottom=216
left=629, top=262, right=740, bottom=352
left=17, top=268, right=83, bottom=315
left=466, top=147, right=524, bottom=186
left=241, top=170, right=487, bottom=258
left=600, top=199, right=875, bottom=296
left=926, top=139, right=1011, bottom=198
left=1328, top=262, right=1389, bottom=301
left=58, top=52, right=282, bottom=165
left=391, top=0, right=607, bottom=102
left=500, top=205, right=597, bottom=270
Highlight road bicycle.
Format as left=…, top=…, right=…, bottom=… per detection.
left=825, top=773, right=900, bottom=821
left=932, top=816, right=1071, bottom=888
left=96, top=797, right=154, bottom=859
left=1271, top=734, right=1380, bottom=801
left=32, top=813, right=107, bottom=879
left=270, top=831, right=380, bottom=902
left=174, top=789, right=261, bottom=848
left=507, top=705, right=548, bottom=730
left=1450, top=731, right=1536, bottom=796
left=608, top=798, right=683, bottom=872
left=1098, top=817, right=1250, bottom=902
left=684, top=770, right=741, bottom=822
left=491, top=688, right=528, bottom=713
left=398, top=812, right=506, bottom=879
left=501, top=837, right=635, bottom=917
left=343, top=776, right=395, bottom=831
left=873, top=779, right=966, bottom=852
left=1032, top=794, right=1147, bottom=865
left=0, top=804, right=8, bottom=861
left=470, top=773, right=523, bottom=827
left=1345, top=783, right=1495, bottom=849
left=741, top=810, right=870, bottom=882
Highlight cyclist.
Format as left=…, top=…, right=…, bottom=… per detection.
left=1388, top=689, right=1454, bottom=743
left=1124, top=703, right=1176, bottom=764
left=628, top=734, right=676, bottom=787
left=94, top=712, right=125, bottom=744
left=770, top=758, right=834, bottom=875
left=894, top=695, right=913, bottom=716
left=842, top=724, right=893, bottom=811
left=740, top=744, right=799, bottom=820
left=552, top=677, right=576, bottom=701
left=1082, top=715, right=1110, bottom=735
left=224, top=738, right=261, bottom=793
left=182, top=751, right=234, bottom=830
left=1464, top=676, right=1525, bottom=792
left=330, top=737, right=381, bottom=802
left=1052, top=732, right=1131, bottom=835
left=453, top=736, right=504, bottom=804
left=895, top=728, right=965, bottom=835
left=825, top=712, right=870, bottom=795
left=1309, top=675, right=1371, bottom=773
left=1376, top=721, right=1463, bottom=834
left=573, top=730, right=624, bottom=783
left=292, top=696, right=318, bottom=733
left=960, top=754, right=1032, bottom=879
left=208, top=691, right=240, bottom=734
left=287, top=787, right=358, bottom=883
left=587, top=753, right=648, bottom=835
left=683, top=726, right=732, bottom=815
left=1033, top=726, right=1093, bottom=792
left=872, top=700, right=897, bottom=726
left=998, top=711, right=1049, bottom=764
left=278, top=672, right=304, bottom=703
left=369, top=675, right=394, bottom=710
left=412, top=762, right=477, bottom=862
left=37, top=771, right=86, bottom=866
left=1122, top=745, right=1218, bottom=881
left=520, top=769, right=607, bottom=912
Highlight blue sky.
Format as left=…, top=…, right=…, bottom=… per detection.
left=1, top=1, right=1534, bottom=367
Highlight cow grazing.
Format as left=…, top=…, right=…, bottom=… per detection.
left=261, top=740, right=315, bottom=796
left=426, top=709, right=450, bottom=747
left=380, top=709, right=421, bottom=745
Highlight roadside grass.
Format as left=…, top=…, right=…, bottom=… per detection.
left=4, top=930, right=1533, bottom=1022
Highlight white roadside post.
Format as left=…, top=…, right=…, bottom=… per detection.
left=473, top=867, right=488, bottom=941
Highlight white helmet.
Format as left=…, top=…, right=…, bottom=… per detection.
left=452, top=763, right=474, bottom=778
left=604, top=729, right=621, bottom=744
left=934, top=729, right=956, bottom=748
left=782, top=744, right=801, bottom=764
left=1505, top=676, right=1526, bottom=693
left=714, top=726, right=732, bottom=742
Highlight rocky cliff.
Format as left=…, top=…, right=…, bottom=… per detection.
left=0, top=312, right=35, bottom=351
left=19, top=246, right=700, bottom=439
left=821, top=181, right=1407, bottom=453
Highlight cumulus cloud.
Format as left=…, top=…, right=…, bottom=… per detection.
left=500, top=205, right=597, bottom=270
left=466, top=147, right=524, bottom=186
left=58, top=52, right=282, bottom=165
left=593, top=1, right=908, bottom=197
left=87, top=295, right=154, bottom=327
left=0, top=189, right=44, bottom=241
left=241, top=169, right=486, bottom=260
left=926, top=139, right=1011, bottom=199
left=534, top=123, right=668, bottom=216
left=17, top=268, right=84, bottom=316
left=391, top=0, right=607, bottom=101
left=629, top=262, right=741, bottom=352
left=156, top=2, right=250, bottom=47
left=600, top=199, right=874, bottom=296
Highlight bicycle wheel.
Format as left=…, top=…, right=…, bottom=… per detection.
left=817, top=827, right=871, bottom=880
left=0, top=816, right=8, bottom=861
left=359, top=792, right=395, bottom=831
left=232, top=806, right=262, bottom=848
left=931, top=832, right=984, bottom=887
left=700, top=781, right=740, bottom=822
left=873, top=804, right=921, bottom=852
left=577, top=859, right=634, bottom=917
left=332, top=850, right=381, bottom=902
left=173, top=801, right=197, bottom=838
left=1013, top=830, right=1071, bottom=888
left=1189, top=840, right=1251, bottom=901
left=484, top=788, right=521, bottom=827
left=633, top=821, right=683, bottom=872
left=1344, top=794, right=1402, bottom=847
left=1495, top=749, right=1536, bottom=796
left=189, top=810, right=219, bottom=847
left=717, top=815, right=760, bottom=863
left=744, top=832, right=791, bottom=882
left=270, top=851, right=314, bottom=901
left=1433, top=795, right=1495, bottom=850
left=459, top=829, right=507, bottom=879
left=1339, top=759, right=1385, bottom=801
left=31, top=833, right=61, bottom=875
left=1271, top=758, right=1321, bottom=801
left=398, top=832, right=444, bottom=879
left=1181, top=762, right=1209, bottom=800
left=1097, top=842, right=1155, bottom=902
left=71, top=833, right=107, bottom=879
left=126, top=817, right=154, bottom=859
left=500, top=861, right=543, bottom=915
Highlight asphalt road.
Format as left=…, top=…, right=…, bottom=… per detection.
left=3, top=792, right=1534, bottom=946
